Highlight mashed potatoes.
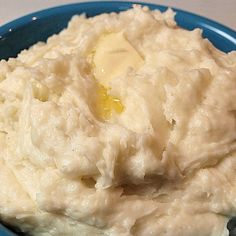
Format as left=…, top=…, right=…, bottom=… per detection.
left=0, top=5, right=236, bottom=236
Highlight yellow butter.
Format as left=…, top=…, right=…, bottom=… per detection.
left=96, top=85, right=124, bottom=120
left=93, top=32, right=144, bottom=86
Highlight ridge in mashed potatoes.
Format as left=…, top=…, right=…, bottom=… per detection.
left=0, top=5, right=236, bottom=236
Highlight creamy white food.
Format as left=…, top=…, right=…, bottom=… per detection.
left=0, top=5, right=236, bottom=236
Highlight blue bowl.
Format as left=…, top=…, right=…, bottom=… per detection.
left=0, top=1, right=235, bottom=235
left=0, top=225, right=18, bottom=236
left=0, top=0, right=235, bottom=62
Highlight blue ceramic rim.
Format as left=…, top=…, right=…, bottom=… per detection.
left=0, top=1, right=235, bottom=45
left=0, top=224, right=17, bottom=236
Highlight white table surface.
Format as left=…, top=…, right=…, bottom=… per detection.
left=0, top=0, right=236, bottom=30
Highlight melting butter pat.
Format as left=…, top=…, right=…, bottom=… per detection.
left=93, top=32, right=144, bottom=86
left=96, top=85, right=124, bottom=120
